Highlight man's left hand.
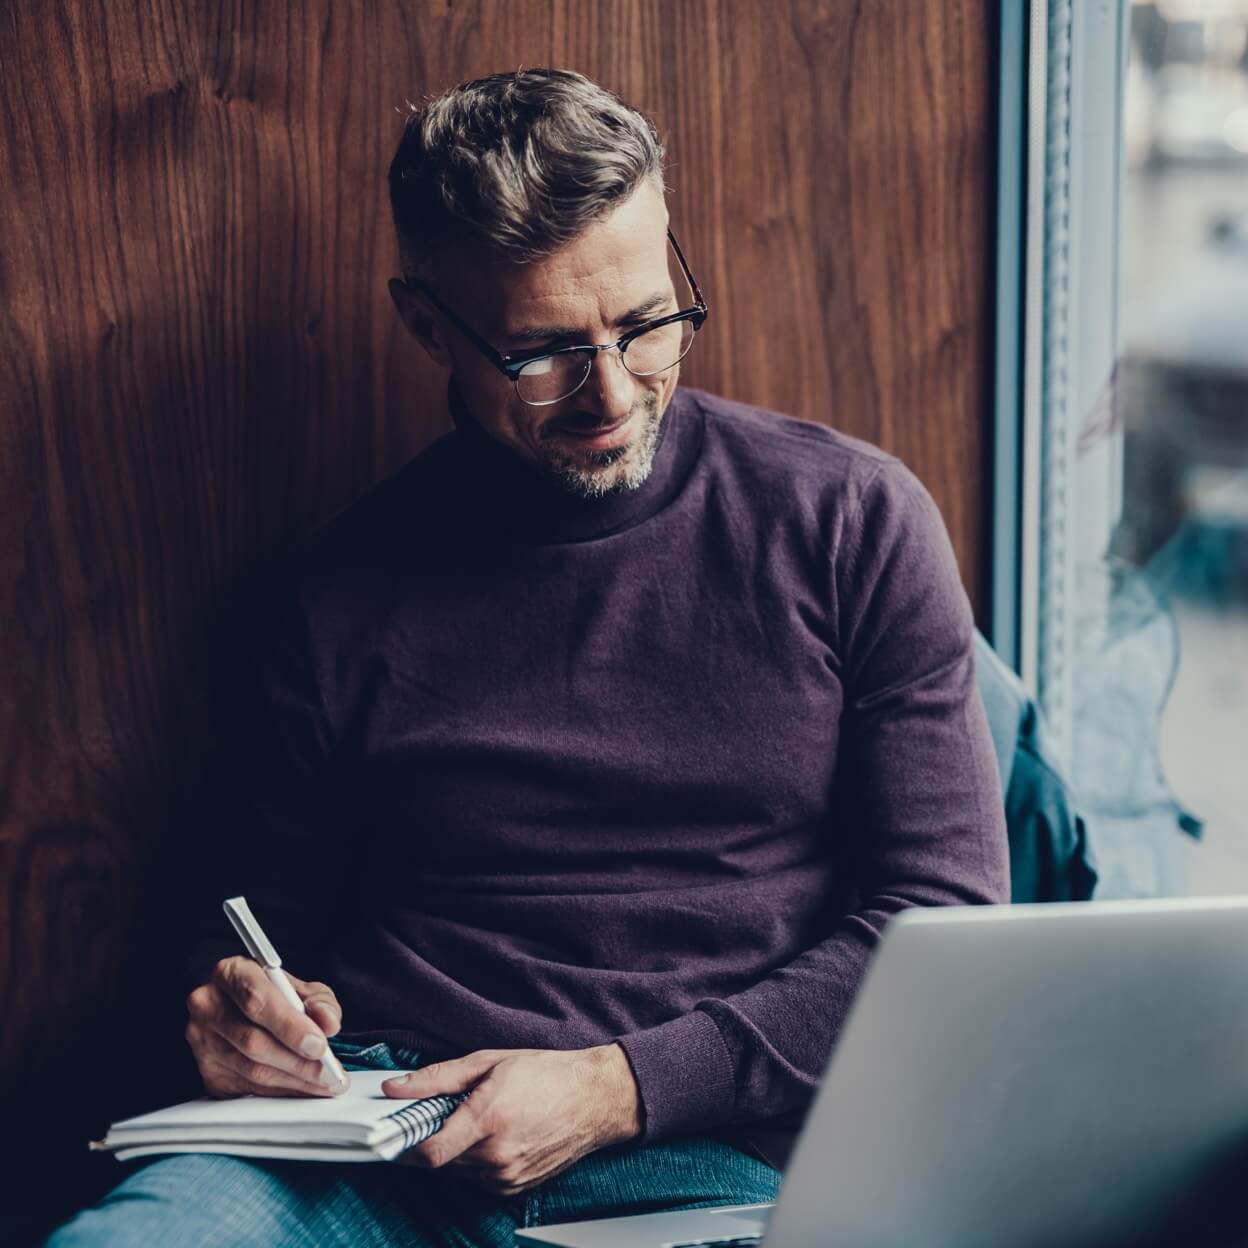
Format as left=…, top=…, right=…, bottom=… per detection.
left=381, top=1043, right=642, bottom=1195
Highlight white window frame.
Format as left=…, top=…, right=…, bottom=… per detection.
left=998, top=0, right=1130, bottom=773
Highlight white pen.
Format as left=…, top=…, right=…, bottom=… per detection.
left=222, top=896, right=348, bottom=1091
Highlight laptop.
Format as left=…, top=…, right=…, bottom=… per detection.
left=517, top=897, right=1248, bottom=1248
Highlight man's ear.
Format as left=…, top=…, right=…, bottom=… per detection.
left=388, top=277, right=452, bottom=369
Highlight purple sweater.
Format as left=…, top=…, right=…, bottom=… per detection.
left=204, top=385, right=1008, bottom=1169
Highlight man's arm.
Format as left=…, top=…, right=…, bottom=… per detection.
left=183, top=573, right=348, bottom=982
left=182, top=572, right=353, bottom=1094
left=614, top=459, right=1010, bottom=1141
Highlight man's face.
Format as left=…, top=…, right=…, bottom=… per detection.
left=391, top=181, right=683, bottom=499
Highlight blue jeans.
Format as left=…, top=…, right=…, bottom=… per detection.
left=47, top=1137, right=779, bottom=1246
left=48, top=1042, right=779, bottom=1246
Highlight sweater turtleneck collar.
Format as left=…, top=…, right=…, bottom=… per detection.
left=445, top=382, right=703, bottom=544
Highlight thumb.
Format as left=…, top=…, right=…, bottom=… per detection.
left=382, top=1052, right=494, bottom=1099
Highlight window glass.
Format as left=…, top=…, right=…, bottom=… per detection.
left=1080, top=1, right=1248, bottom=895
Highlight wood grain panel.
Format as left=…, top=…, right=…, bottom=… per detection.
left=0, top=0, right=993, bottom=1220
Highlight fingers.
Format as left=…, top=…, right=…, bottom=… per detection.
left=189, top=1025, right=335, bottom=1098
left=208, top=958, right=332, bottom=1060
left=287, top=973, right=344, bottom=1038
left=384, top=1054, right=499, bottom=1172
left=387, top=1051, right=579, bottom=1196
left=382, top=1051, right=498, bottom=1099
left=451, top=1154, right=574, bottom=1198
left=304, top=996, right=343, bottom=1037
left=201, top=1056, right=331, bottom=1099
left=186, top=960, right=350, bottom=1098
left=407, top=1104, right=541, bottom=1196
left=196, top=1009, right=339, bottom=1087
left=404, top=1097, right=488, bottom=1169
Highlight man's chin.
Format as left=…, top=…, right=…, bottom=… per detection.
left=543, top=442, right=643, bottom=499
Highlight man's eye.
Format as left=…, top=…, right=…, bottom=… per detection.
left=518, top=356, right=556, bottom=377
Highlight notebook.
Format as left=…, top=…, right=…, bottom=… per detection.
left=90, top=1071, right=464, bottom=1163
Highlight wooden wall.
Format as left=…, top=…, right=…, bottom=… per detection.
left=0, top=0, right=995, bottom=1222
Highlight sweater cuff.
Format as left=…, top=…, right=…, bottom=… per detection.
left=616, top=1009, right=737, bottom=1142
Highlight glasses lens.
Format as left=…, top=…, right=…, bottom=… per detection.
left=623, top=318, right=696, bottom=377
left=514, top=351, right=593, bottom=405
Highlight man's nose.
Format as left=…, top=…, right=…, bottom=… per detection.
left=578, top=346, right=636, bottom=423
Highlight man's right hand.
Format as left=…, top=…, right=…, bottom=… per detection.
left=186, top=956, right=349, bottom=1098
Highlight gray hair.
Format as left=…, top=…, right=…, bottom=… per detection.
left=388, top=69, right=667, bottom=277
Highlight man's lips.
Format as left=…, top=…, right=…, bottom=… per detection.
left=550, top=413, right=635, bottom=450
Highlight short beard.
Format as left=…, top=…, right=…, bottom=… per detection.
left=537, top=394, right=665, bottom=500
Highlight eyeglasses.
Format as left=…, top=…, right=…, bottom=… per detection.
left=410, top=229, right=708, bottom=406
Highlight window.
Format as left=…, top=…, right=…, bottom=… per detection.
left=1000, top=0, right=1248, bottom=897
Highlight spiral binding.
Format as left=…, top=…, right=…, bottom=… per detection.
left=383, top=1093, right=467, bottom=1150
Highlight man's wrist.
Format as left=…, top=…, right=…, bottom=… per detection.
left=584, top=1042, right=642, bottom=1146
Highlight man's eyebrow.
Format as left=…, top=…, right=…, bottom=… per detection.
left=504, top=291, right=674, bottom=346
left=617, top=291, right=675, bottom=321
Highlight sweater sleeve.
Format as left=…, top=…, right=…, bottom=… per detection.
left=615, top=460, right=1010, bottom=1142
left=180, top=574, right=352, bottom=993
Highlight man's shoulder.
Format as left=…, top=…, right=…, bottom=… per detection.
left=681, top=386, right=902, bottom=501
left=682, top=388, right=947, bottom=557
left=685, top=387, right=895, bottom=474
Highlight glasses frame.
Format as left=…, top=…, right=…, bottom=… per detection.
left=409, top=229, right=708, bottom=406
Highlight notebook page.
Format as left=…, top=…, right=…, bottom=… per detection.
left=112, top=1141, right=401, bottom=1163
left=107, top=1071, right=418, bottom=1139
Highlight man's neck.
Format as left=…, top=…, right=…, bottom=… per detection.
left=444, top=382, right=702, bottom=544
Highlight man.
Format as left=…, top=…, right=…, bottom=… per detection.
left=51, top=68, right=1007, bottom=1246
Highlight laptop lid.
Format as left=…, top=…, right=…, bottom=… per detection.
left=766, top=898, right=1248, bottom=1248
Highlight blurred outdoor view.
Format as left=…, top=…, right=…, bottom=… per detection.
left=1077, top=1, right=1248, bottom=896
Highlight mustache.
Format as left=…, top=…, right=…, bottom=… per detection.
left=544, top=394, right=660, bottom=438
